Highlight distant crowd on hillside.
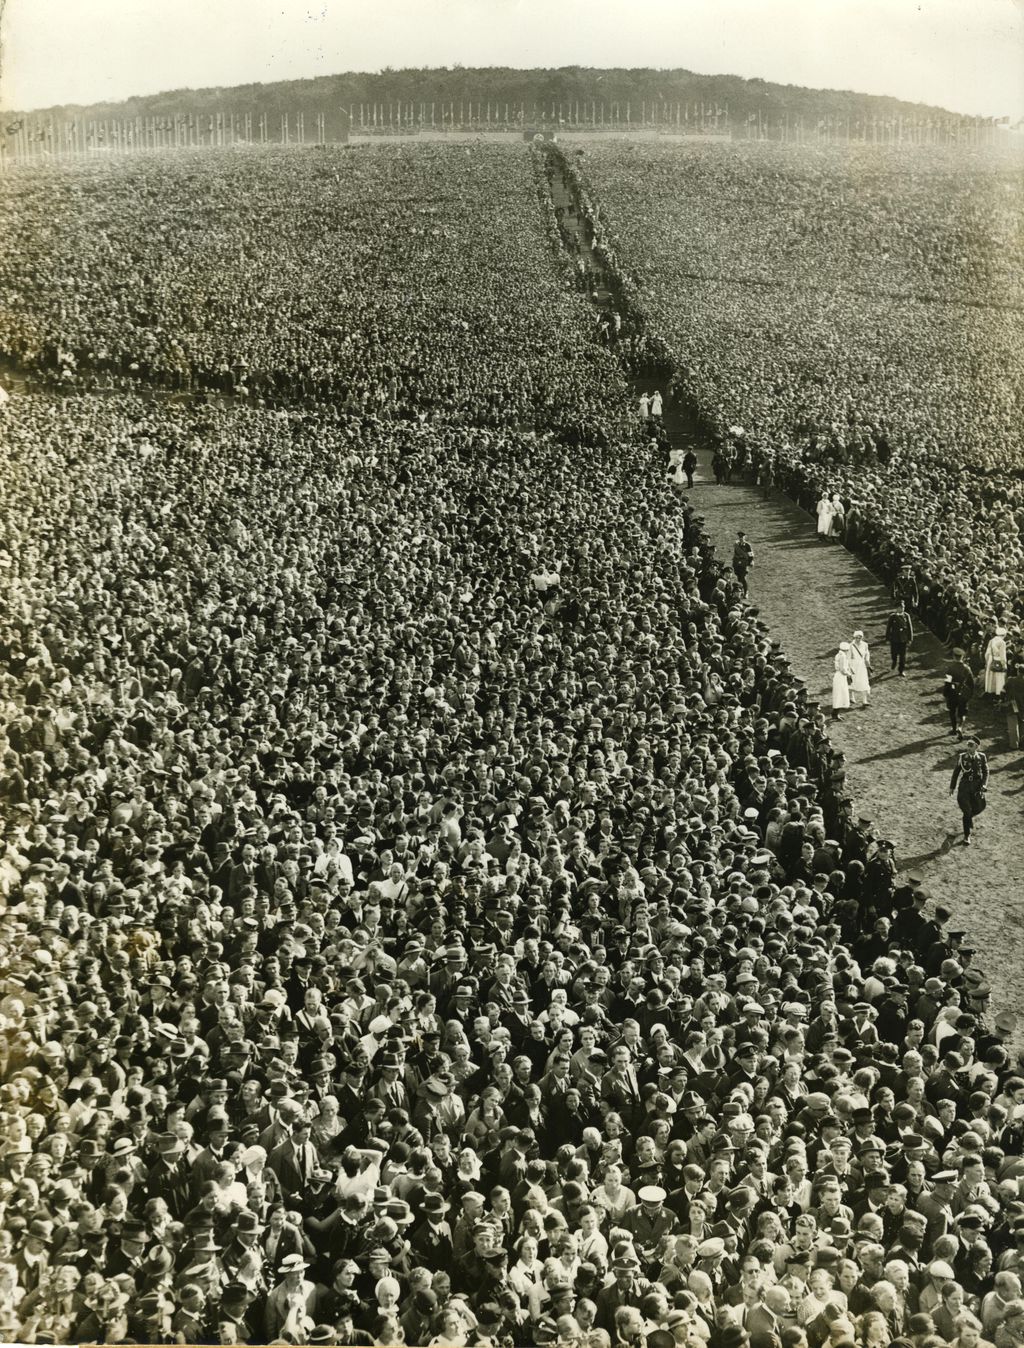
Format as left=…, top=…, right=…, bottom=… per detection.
left=554, top=143, right=1024, bottom=682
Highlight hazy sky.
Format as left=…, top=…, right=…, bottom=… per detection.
left=2, top=0, right=1023, bottom=118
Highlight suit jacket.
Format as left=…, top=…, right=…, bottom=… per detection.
left=226, top=862, right=260, bottom=903
left=268, top=1139, right=320, bottom=1194
left=192, top=1144, right=233, bottom=1186
left=145, top=1157, right=194, bottom=1219
left=14, top=1250, right=49, bottom=1296
left=409, top=1219, right=454, bottom=1265
left=594, top=1277, right=651, bottom=1334
left=601, top=1067, right=643, bottom=1127
left=259, top=1118, right=293, bottom=1152
left=261, top=1223, right=305, bottom=1271
left=428, top=967, right=462, bottom=1011
left=734, top=1302, right=780, bottom=1339
left=368, top=1077, right=410, bottom=1113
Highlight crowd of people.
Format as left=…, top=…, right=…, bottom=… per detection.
left=562, top=140, right=1024, bottom=677
left=0, top=144, right=630, bottom=445
left=0, top=139, right=1022, bottom=1348
left=2, top=376, right=1023, bottom=1348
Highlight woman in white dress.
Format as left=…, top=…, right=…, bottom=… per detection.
left=849, top=630, right=872, bottom=706
left=508, top=1236, right=549, bottom=1321
left=816, top=493, right=834, bottom=540
left=650, top=389, right=664, bottom=417
left=668, top=446, right=687, bottom=489
left=984, top=626, right=1008, bottom=697
left=831, top=642, right=853, bottom=721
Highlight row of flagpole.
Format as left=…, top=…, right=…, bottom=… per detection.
left=0, top=103, right=1003, bottom=161
left=349, top=100, right=731, bottom=129
left=0, top=110, right=332, bottom=161
left=741, top=110, right=1004, bottom=144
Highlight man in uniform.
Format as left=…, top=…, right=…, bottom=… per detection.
left=595, top=1252, right=652, bottom=1334
left=622, top=1186, right=678, bottom=1261
left=948, top=649, right=976, bottom=739
left=885, top=600, right=914, bottom=676
left=732, top=533, right=754, bottom=598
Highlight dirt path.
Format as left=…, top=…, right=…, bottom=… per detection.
left=681, top=443, right=1024, bottom=1046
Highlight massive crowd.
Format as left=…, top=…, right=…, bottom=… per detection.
left=0, top=140, right=1021, bottom=1348
left=563, top=140, right=1024, bottom=669
left=0, top=145, right=628, bottom=444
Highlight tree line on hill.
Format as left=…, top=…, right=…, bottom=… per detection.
left=15, top=65, right=972, bottom=128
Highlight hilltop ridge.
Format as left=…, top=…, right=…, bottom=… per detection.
left=13, top=64, right=973, bottom=126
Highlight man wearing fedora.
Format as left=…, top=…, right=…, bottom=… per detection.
left=410, top=1191, right=454, bottom=1264
left=104, top=1218, right=150, bottom=1280
left=412, top=1072, right=454, bottom=1141
left=14, top=1219, right=53, bottom=1296
left=429, top=944, right=469, bottom=1009
left=103, top=1133, right=147, bottom=1189
left=221, top=1209, right=264, bottom=1280
left=216, top=1280, right=257, bottom=1344
left=369, top=1049, right=410, bottom=1112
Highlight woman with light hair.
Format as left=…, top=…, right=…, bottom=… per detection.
left=309, top=1096, right=342, bottom=1150
left=984, top=627, right=1008, bottom=698
left=854, top=1309, right=891, bottom=1346
left=949, top=1310, right=994, bottom=1348
left=615, top=1304, right=647, bottom=1348
left=883, top=1260, right=915, bottom=1330
left=871, top=1279, right=905, bottom=1340
left=799, top=1266, right=837, bottom=1326
left=849, top=630, right=872, bottom=706
left=509, top=1234, right=549, bottom=1321
left=235, top=1246, right=268, bottom=1297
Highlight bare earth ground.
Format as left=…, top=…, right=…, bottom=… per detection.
left=679, top=446, right=1024, bottom=1046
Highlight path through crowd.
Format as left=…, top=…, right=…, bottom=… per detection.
left=680, top=442, right=1024, bottom=1047
left=546, top=149, right=1024, bottom=1047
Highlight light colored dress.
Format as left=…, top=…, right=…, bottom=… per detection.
left=639, top=393, right=650, bottom=419
left=849, top=639, right=871, bottom=703
left=816, top=496, right=833, bottom=537
left=650, top=390, right=664, bottom=416
left=984, top=634, right=1007, bottom=695
left=668, top=446, right=686, bottom=488
left=832, top=649, right=852, bottom=710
